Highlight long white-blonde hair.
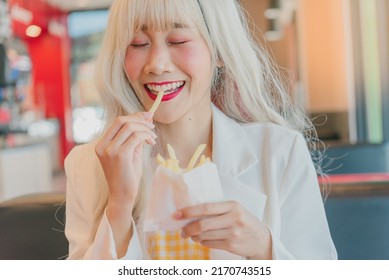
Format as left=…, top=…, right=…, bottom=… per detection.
left=95, top=0, right=308, bottom=129
left=93, top=0, right=322, bottom=241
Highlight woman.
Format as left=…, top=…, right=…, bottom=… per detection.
left=64, top=0, right=337, bottom=260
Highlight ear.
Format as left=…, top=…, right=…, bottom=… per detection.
left=216, top=58, right=224, bottom=68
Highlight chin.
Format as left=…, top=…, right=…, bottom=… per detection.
left=153, top=112, right=179, bottom=125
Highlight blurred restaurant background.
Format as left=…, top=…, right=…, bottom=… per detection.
left=0, top=0, right=388, bottom=260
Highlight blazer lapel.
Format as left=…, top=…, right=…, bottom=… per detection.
left=210, top=106, right=268, bottom=259
left=212, top=105, right=258, bottom=178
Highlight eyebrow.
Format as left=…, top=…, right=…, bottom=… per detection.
left=140, top=22, right=189, bottom=31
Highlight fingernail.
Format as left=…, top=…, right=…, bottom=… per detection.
left=172, top=210, right=182, bottom=219
left=143, top=112, right=154, bottom=119
left=147, top=122, right=155, bottom=129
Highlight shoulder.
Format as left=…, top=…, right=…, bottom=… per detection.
left=212, top=104, right=303, bottom=149
left=64, top=141, right=100, bottom=187
left=240, top=121, right=304, bottom=151
left=239, top=121, right=311, bottom=174
left=65, top=141, right=98, bottom=167
left=64, top=140, right=108, bottom=207
left=212, top=105, right=307, bottom=164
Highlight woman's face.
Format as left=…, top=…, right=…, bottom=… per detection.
left=124, top=24, right=213, bottom=124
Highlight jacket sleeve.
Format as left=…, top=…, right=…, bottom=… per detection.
left=64, top=145, right=143, bottom=259
left=271, top=134, right=337, bottom=259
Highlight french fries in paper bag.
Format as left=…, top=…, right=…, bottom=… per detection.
left=144, top=144, right=224, bottom=232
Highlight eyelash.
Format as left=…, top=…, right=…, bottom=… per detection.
left=169, top=41, right=187, bottom=45
left=130, top=43, right=148, bottom=48
left=130, top=41, right=187, bottom=48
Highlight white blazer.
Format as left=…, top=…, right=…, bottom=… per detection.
left=64, top=105, right=337, bottom=260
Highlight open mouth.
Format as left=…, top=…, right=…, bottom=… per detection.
left=144, top=81, right=185, bottom=101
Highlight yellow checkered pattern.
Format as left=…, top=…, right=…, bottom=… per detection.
left=148, top=230, right=210, bottom=260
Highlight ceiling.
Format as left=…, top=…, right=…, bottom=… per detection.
left=43, top=0, right=113, bottom=11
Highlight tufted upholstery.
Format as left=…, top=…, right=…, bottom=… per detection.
left=325, top=187, right=389, bottom=260
left=0, top=192, right=68, bottom=260
left=1, top=189, right=388, bottom=260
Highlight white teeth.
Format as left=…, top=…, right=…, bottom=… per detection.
left=146, top=81, right=184, bottom=94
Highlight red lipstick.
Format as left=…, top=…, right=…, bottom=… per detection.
left=144, top=82, right=185, bottom=102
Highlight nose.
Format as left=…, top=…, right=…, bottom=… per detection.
left=143, top=44, right=175, bottom=75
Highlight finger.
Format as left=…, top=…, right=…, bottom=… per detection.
left=198, top=239, right=231, bottom=251
left=109, top=122, right=157, bottom=147
left=181, top=212, right=234, bottom=238
left=99, top=131, right=156, bottom=164
left=100, top=113, right=155, bottom=146
left=174, top=201, right=238, bottom=220
left=97, top=118, right=155, bottom=155
left=121, top=131, right=157, bottom=158
left=187, top=230, right=233, bottom=251
left=190, top=228, right=231, bottom=243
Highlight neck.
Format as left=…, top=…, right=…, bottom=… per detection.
left=157, top=103, right=213, bottom=168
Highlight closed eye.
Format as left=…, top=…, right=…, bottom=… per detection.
left=130, top=43, right=148, bottom=48
left=169, top=41, right=188, bottom=45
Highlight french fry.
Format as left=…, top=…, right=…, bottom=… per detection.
left=198, top=155, right=206, bottom=168
left=155, top=144, right=211, bottom=173
left=156, top=154, right=166, bottom=166
left=166, top=159, right=174, bottom=170
left=149, top=91, right=164, bottom=113
left=172, top=159, right=181, bottom=172
left=167, top=144, right=177, bottom=161
left=186, top=144, right=206, bottom=171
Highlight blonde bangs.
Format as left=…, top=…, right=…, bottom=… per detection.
left=128, top=0, right=207, bottom=34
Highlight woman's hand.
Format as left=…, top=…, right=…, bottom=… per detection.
left=174, top=201, right=273, bottom=259
left=95, top=111, right=157, bottom=258
left=95, top=112, right=157, bottom=207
